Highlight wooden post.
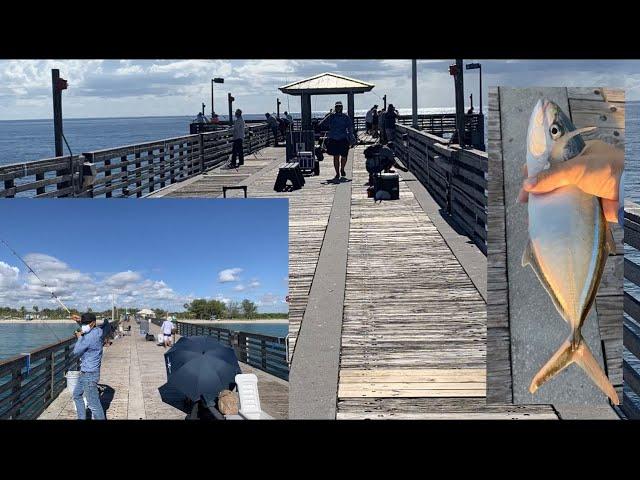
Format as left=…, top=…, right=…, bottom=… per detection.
left=454, top=59, right=465, bottom=148
left=347, top=93, right=355, bottom=133
left=104, top=158, right=112, bottom=198
left=412, top=59, right=418, bottom=128
left=121, top=154, right=129, bottom=197
left=199, top=134, right=205, bottom=173
left=52, top=69, right=63, bottom=157
left=301, top=93, right=312, bottom=151
left=50, top=351, right=55, bottom=400
left=383, top=94, right=387, bottom=110
left=277, top=98, right=281, bottom=118
left=147, top=149, right=154, bottom=194
left=227, top=93, right=234, bottom=127
left=159, top=146, right=166, bottom=188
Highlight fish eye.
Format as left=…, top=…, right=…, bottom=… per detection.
left=549, top=123, right=563, bottom=139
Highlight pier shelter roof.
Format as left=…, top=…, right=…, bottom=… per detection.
left=279, top=73, right=374, bottom=96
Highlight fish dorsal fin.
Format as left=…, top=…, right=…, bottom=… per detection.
left=522, top=240, right=534, bottom=267
left=605, top=226, right=616, bottom=254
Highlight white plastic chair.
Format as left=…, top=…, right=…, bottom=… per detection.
left=235, top=373, right=273, bottom=420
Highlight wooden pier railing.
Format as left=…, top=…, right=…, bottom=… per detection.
left=391, top=124, right=488, bottom=254
left=0, top=124, right=272, bottom=199
left=0, top=336, right=79, bottom=419
left=192, top=113, right=485, bottom=147
left=176, top=321, right=288, bottom=381
left=623, top=202, right=640, bottom=419
left=0, top=319, right=120, bottom=420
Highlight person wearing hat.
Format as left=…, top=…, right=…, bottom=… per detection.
left=230, top=108, right=245, bottom=167
left=318, top=100, right=354, bottom=181
left=71, top=312, right=106, bottom=420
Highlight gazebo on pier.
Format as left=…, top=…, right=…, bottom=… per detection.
left=279, top=72, right=375, bottom=152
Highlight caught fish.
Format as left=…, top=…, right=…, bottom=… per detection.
left=523, top=98, right=619, bottom=404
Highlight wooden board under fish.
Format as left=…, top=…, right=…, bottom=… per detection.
left=487, top=86, right=624, bottom=407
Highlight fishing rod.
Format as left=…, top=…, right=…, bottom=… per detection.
left=0, top=237, right=72, bottom=342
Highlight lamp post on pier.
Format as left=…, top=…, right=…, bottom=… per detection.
left=211, top=77, right=224, bottom=117
left=277, top=98, right=281, bottom=118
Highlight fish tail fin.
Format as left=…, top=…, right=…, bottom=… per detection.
left=529, top=334, right=620, bottom=405
left=529, top=339, right=574, bottom=394
left=573, top=338, right=620, bottom=405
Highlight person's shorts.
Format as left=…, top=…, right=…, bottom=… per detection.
left=163, top=333, right=172, bottom=338
left=325, top=138, right=350, bottom=157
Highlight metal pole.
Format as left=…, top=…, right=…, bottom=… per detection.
left=454, top=59, right=465, bottom=148
left=277, top=98, right=281, bottom=118
left=228, top=93, right=234, bottom=127
left=479, top=65, right=483, bottom=115
left=211, top=79, right=214, bottom=116
left=411, top=59, right=418, bottom=128
left=52, top=69, right=63, bottom=157
left=383, top=94, right=387, bottom=110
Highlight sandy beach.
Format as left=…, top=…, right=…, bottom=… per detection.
left=0, top=319, right=77, bottom=324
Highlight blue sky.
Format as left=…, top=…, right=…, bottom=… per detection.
left=2, top=59, right=640, bottom=120
left=0, top=199, right=289, bottom=313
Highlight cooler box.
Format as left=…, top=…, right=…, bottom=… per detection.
left=296, top=152, right=315, bottom=170
left=374, top=173, right=400, bottom=200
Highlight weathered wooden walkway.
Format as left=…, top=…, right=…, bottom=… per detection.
left=39, top=322, right=288, bottom=419
left=150, top=144, right=562, bottom=419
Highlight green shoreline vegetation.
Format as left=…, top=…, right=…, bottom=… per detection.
left=0, top=298, right=287, bottom=321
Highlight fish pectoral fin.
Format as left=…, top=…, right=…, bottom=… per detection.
left=521, top=241, right=534, bottom=267
left=529, top=335, right=620, bottom=405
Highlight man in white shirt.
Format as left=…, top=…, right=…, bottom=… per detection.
left=161, top=318, right=175, bottom=348
left=231, top=109, right=246, bottom=167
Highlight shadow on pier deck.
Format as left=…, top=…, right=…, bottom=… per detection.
left=149, top=144, right=563, bottom=419
left=39, top=322, right=288, bottom=420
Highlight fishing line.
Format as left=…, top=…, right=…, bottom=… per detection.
left=0, top=237, right=70, bottom=342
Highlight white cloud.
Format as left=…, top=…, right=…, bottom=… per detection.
left=0, top=253, right=193, bottom=312
left=215, top=293, right=231, bottom=305
left=233, top=284, right=246, bottom=291
left=248, top=280, right=260, bottom=289
left=0, top=261, right=19, bottom=288
left=218, top=267, right=242, bottom=283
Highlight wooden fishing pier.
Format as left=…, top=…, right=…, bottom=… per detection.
left=0, top=70, right=630, bottom=419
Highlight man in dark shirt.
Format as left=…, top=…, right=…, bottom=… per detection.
left=384, top=104, right=399, bottom=145
left=318, top=101, right=354, bottom=182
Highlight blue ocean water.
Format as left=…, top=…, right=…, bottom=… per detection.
left=0, top=323, right=77, bottom=361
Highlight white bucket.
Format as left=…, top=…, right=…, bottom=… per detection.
left=157, top=333, right=165, bottom=345
left=66, top=370, right=81, bottom=393
left=65, top=371, right=87, bottom=410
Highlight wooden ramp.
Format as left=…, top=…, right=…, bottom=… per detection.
left=39, top=322, right=288, bottom=420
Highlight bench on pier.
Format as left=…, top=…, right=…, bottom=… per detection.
left=222, top=185, right=248, bottom=198
left=273, top=162, right=305, bottom=192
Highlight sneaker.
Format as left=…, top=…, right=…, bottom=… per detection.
left=333, top=175, right=340, bottom=182
left=340, top=169, right=346, bottom=177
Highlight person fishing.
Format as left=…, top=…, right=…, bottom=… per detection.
left=265, top=113, right=280, bottom=146
left=318, top=100, right=355, bottom=182
left=230, top=108, right=245, bottom=167
left=384, top=103, right=399, bottom=145
left=364, top=141, right=408, bottom=185
left=71, top=312, right=106, bottom=420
